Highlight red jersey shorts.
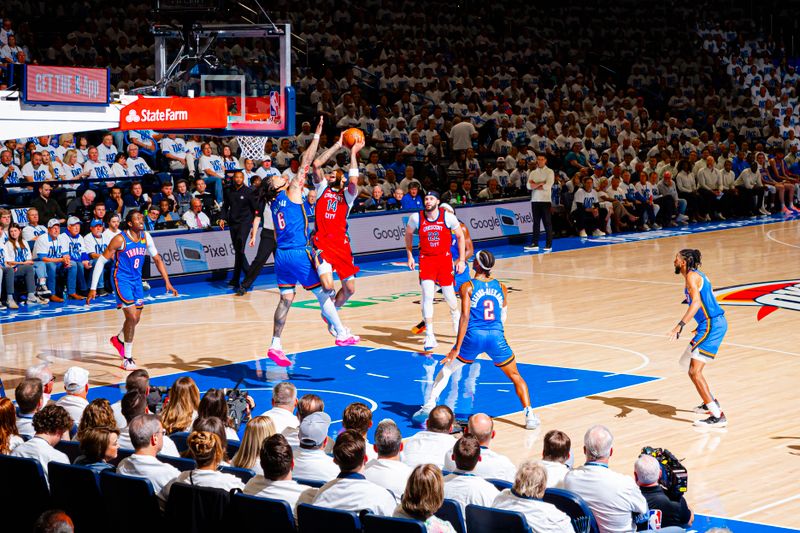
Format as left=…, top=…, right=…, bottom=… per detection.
left=314, top=235, right=360, bottom=281
left=419, top=253, right=454, bottom=286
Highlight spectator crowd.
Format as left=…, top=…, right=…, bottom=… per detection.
left=2, top=365, right=695, bottom=532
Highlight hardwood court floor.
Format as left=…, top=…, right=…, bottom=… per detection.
left=2, top=220, right=799, bottom=527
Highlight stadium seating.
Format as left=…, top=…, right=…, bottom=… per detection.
left=363, top=513, right=427, bottom=533
left=99, top=471, right=163, bottom=533
left=0, top=455, right=51, bottom=531
left=543, top=487, right=600, bottom=533
left=465, top=504, right=532, bottom=533
left=48, top=461, right=107, bottom=533
left=297, top=503, right=362, bottom=533
left=230, top=493, right=296, bottom=533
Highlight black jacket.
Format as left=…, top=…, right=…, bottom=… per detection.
left=638, top=486, right=692, bottom=529
left=220, top=184, right=257, bottom=226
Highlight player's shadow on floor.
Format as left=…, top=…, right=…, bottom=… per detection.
left=771, top=436, right=800, bottom=456
left=381, top=400, right=424, bottom=424
left=585, top=396, right=694, bottom=423
left=359, top=325, right=455, bottom=351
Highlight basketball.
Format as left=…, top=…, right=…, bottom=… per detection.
left=341, top=128, right=365, bottom=148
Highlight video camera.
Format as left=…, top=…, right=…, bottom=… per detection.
left=641, top=446, right=688, bottom=501
left=225, top=379, right=252, bottom=432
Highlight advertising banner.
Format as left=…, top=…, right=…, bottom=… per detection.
left=23, top=65, right=110, bottom=106
left=118, top=96, right=229, bottom=130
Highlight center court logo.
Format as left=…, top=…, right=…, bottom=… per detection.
left=714, top=279, right=800, bottom=320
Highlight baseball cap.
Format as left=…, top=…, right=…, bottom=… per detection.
left=67, top=216, right=81, bottom=226
left=496, top=156, right=505, bottom=163
left=47, top=218, right=60, bottom=228
left=90, top=219, right=104, bottom=228
left=64, top=366, right=89, bottom=393
left=299, top=411, right=331, bottom=447
left=262, top=155, right=271, bottom=162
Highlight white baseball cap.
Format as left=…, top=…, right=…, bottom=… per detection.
left=64, top=366, right=89, bottom=393
left=67, top=216, right=81, bottom=226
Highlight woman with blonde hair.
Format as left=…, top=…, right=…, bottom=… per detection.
left=77, top=398, right=117, bottom=440
left=231, top=416, right=276, bottom=475
left=160, top=377, right=200, bottom=434
left=0, top=397, right=24, bottom=454
left=396, top=464, right=456, bottom=532
left=39, top=151, right=58, bottom=181
left=163, top=431, right=244, bottom=498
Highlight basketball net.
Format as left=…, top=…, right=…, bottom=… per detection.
left=236, top=135, right=269, bottom=162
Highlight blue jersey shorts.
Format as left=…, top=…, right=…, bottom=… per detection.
left=115, top=278, right=144, bottom=309
left=275, top=247, right=322, bottom=294
left=690, top=315, right=728, bottom=358
left=456, top=329, right=515, bottom=367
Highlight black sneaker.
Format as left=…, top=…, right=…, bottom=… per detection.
left=235, top=286, right=248, bottom=296
left=693, top=399, right=720, bottom=414
left=36, top=285, right=52, bottom=298
left=694, top=413, right=727, bottom=428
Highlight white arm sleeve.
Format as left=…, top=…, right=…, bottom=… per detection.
left=406, top=212, right=420, bottom=230
left=501, top=306, right=508, bottom=323
left=90, top=255, right=108, bottom=290
left=443, top=212, right=460, bottom=230
left=144, top=232, right=159, bottom=257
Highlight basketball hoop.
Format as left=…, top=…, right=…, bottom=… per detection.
left=237, top=135, right=269, bottom=162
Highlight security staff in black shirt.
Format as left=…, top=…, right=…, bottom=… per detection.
left=219, top=171, right=257, bottom=290
left=635, top=455, right=693, bottom=530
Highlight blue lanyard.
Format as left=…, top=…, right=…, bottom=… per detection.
left=585, top=462, right=608, bottom=468
left=337, top=472, right=366, bottom=480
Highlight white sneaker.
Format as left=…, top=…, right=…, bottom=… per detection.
left=142, top=281, right=151, bottom=291
left=652, top=223, right=662, bottom=230
left=27, top=295, right=47, bottom=306
left=543, top=247, right=552, bottom=253
left=423, top=334, right=438, bottom=352
left=592, top=229, right=605, bottom=237
left=451, top=309, right=460, bottom=333
left=121, top=358, right=138, bottom=371
left=642, top=224, right=650, bottom=231
left=6, top=297, right=18, bottom=310
left=677, top=214, right=689, bottom=222
left=759, top=208, right=770, bottom=215
left=524, top=407, right=540, bottom=430
left=578, top=230, right=588, bottom=237
left=412, top=406, right=432, bottom=425
left=523, top=245, right=539, bottom=252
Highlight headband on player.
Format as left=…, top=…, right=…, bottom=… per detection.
left=425, top=190, right=440, bottom=199
left=476, top=251, right=491, bottom=271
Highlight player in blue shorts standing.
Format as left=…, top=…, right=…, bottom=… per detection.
left=86, top=210, right=177, bottom=370
left=670, top=248, right=728, bottom=427
left=260, top=117, right=359, bottom=367
left=412, top=250, right=539, bottom=429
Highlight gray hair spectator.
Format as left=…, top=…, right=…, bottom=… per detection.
left=26, top=364, right=54, bottom=404
left=182, top=198, right=211, bottom=229
left=311, top=429, right=397, bottom=516
left=14, top=377, right=43, bottom=438
left=243, top=434, right=318, bottom=517
left=444, top=413, right=516, bottom=482
left=292, top=411, right=338, bottom=483
left=493, top=459, right=573, bottom=533
left=11, top=405, right=73, bottom=486
left=443, top=434, right=499, bottom=514
left=635, top=454, right=693, bottom=530
left=262, top=381, right=298, bottom=433
left=116, top=414, right=181, bottom=508
left=564, top=425, right=648, bottom=533
left=402, top=405, right=456, bottom=469
left=33, top=510, right=74, bottom=533
left=364, top=419, right=412, bottom=496
left=55, top=366, right=90, bottom=425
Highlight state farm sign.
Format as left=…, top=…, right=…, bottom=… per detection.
left=118, top=96, right=228, bottom=130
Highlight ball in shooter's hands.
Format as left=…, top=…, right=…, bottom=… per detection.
left=341, top=128, right=365, bottom=149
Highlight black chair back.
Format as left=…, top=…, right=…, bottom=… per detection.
left=363, top=513, right=426, bottom=533
left=293, top=477, right=326, bottom=488
left=0, top=455, right=51, bottom=531
left=54, top=439, right=81, bottom=463
left=465, top=504, right=532, bottom=533
left=157, top=453, right=196, bottom=471
left=435, top=498, right=466, bottom=533
left=48, top=461, right=107, bottom=533
left=543, top=488, right=600, bottom=533
left=297, top=503, right=362, bottom=533
left=112, top=447, right=135, bottom=466
left=165, top=481, right=232, bottom=533
left=219, top=464, right=255, bottom=483
left=169, top=431, right=190, bottom=453
left=99, top=471, right=162, bottom=533
left=230, top=493, right=296, bottom=533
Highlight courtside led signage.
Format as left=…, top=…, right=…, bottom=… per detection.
left=23, top=66, right=110, bottom=106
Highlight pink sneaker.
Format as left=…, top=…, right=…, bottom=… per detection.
left=110, top=336, right=125, bottom=359
left=335, top=334, right=361, bottom=346
left=267, top=348, right=293, bottom=367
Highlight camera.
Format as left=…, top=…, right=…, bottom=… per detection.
left=225, top=379, right=252, bottom=432
left=641, top=446, right=688, bottom=501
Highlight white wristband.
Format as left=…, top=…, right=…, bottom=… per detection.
left=348, top=169, right=359, bottom=178
left=313, top=133, right=320, bottom=140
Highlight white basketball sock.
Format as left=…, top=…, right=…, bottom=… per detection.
left=423, top=358, right=466, bottom=409
left=441, top=284, right=458, bottom=312
left=313, top=287, right=346, bottom=337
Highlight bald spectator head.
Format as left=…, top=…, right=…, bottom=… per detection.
left=426, top=405, right=454, bottom=434
left=466, top=413, right=494, bottom=446
left=583, top=424, right=614, bottom=462
left=15, top=378, right=43, bottom=415
left=190, top=198, right=203, bottom=213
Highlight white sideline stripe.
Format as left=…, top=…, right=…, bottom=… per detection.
left=547, top=379, right=578, bottom=383
left=345, top=354, right=356, bottom=361
left=366, top=373, right=389, bottom=379
left=344, top=364, right=355, bottom=370
left=732, top=493, right=800, bottom=520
